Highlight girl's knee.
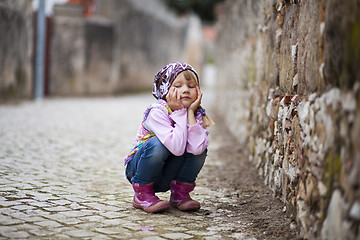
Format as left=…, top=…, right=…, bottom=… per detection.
left=142, top=137, right=170, bottom=165
left=147, top=137, right=169, bottom=157
left=193, top=149, right=207, bottom=162
left=187, top=149, right=207, bottom=168
left=199, top=148, right=208, bottom=158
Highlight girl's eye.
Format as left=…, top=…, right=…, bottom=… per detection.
left=189, top=85, right=196, bottom=88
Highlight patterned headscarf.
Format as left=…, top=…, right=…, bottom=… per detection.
left=152, top=62, right=199, bottom=100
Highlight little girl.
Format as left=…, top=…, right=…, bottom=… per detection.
left=124, top=62, right=213, bottom=213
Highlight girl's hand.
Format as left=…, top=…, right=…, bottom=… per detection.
left=188, top=86, right=202, bottom=112
left=166, top=87, right=185, bottom=111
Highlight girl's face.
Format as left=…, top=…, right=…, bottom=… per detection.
left=169, top=71, right=198, bottom=108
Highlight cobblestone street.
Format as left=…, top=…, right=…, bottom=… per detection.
left=0, top=94, right=297, bottom=239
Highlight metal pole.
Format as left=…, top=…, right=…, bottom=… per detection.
left=33, top=0, right=46, bottom=100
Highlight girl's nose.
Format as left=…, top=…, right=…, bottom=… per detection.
left=182, top=85, right=189, bottom=93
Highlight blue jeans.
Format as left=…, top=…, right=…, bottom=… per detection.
left=125, top=137, right=207, bottom=192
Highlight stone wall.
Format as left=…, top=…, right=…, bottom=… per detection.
left=50, top=0, right=201, bottom=96
left=215, top=0, right=360, bottom=239
left=50, top=13, right=116, bottom=96
left=0, top=0, right=33, bottom=101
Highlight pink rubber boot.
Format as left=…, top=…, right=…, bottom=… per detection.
left=170, top=180, right=201, bottom=211
left=132, top=182, right=170, bottom=213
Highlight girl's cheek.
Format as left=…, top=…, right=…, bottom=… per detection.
left=169, top=87, right=175, bottom=97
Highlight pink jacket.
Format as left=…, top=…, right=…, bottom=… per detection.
left=145, top=107, right=209, bottom=156
left=124, top=100, right=209, bottom=166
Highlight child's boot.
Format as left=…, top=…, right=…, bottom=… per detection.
left=132, top=182, right=170, bottom=213
left=170, top=180, right=201, bottom=211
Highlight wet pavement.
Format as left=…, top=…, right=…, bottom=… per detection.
left=0, top=94, right=265, bottom=240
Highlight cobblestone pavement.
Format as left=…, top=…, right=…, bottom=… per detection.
left=0, top=94, right=293, bottom=240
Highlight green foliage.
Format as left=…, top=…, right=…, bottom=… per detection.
left=162, top=0, right=224, bottom=23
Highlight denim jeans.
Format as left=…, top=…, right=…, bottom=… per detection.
left=125, top=137, right=207, bottom=192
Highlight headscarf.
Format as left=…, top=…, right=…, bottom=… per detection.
left=152, top=62, right=199, bottom=100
